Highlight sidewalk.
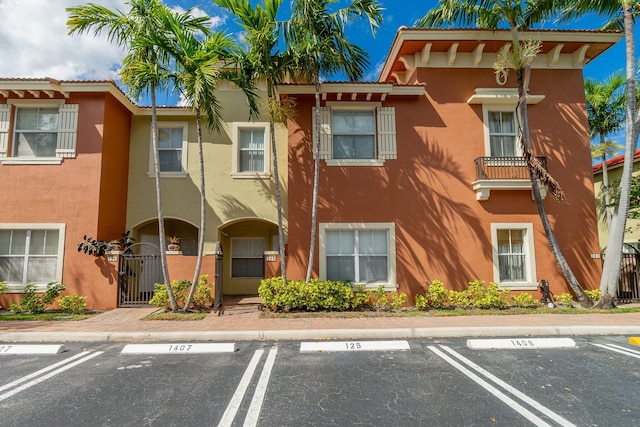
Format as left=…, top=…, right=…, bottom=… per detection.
left=2, top=302, right=640, bottom=342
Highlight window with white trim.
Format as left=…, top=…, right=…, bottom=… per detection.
left=0, top=101, right=79, bottom=164
left=487, top=110, right=517, bottom=157
left=0, top=224, right=65, bottom=290
left=148, top=122, right=188, bottom=177
left=320, top=223, right=396, bottom=289
left=313, top=105, right=396, bottom=166
left=231, top=237, right=265, bottom=278
left=232, top=122, right=270, bottom=178
left=491, top=223, right=536, bottom=289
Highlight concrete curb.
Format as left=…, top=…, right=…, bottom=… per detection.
left=2, top=325, right=640, bottom=342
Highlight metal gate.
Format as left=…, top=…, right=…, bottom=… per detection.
left=118, top=243, right=163, bottom=306
left=617, top=252, right=640, bottom=302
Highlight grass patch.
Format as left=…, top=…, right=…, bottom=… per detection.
left=0, top=310, right=96, bottom=321
left=144, top=311, right=208, bottom=321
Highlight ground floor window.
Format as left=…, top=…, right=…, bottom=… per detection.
left=491, top=223, right=536, bottom=289
left=231, top=237, right=265, bottom=278
left=0, top=224, right=65, bottom=290
left=319, top=223, right=396, bottom=289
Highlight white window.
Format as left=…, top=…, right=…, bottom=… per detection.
left=332, top=110, right=376, bottom=159
left=231, top=237, right=265, bottom=278
left=0, top=224, right=65, bottom=292
left=319, top=223, right=396, bottom=289
left=0, top=101, right=78, bottom=164
left=148, top=122, right=188, bottom=177
left=232, top=122, right=270, bottom=178
left=313, top=104, right=396, bottom=166
left=487, top=110, right=517, bottom=157
left=491, top=223, right=537, bottom=290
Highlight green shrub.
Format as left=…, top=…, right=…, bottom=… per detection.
left=58, top=295, right=87, bottom=314
left=9, top=282, right=66, bottom=314
left=0, top=281, right=6, bottom=295
left=464, top=280, right=509, bottom=309
left=448, top=290, right=472, bottom=309
left=415, top=294, right=428, bottom=310
left=554, top=292, right=574, bottom=307
left=511, top=292, right=540, bottom=308
left=370, top=286, right=407, bottom=311
left=149, top=276, right=213, bottom=311
left=259, top=277, right=370, bottom=312
left=585, top=289, right=602, bottom=302
left=423, top=280, right=448, bottom=309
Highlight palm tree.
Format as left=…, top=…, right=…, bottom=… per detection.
left=560, top=1, right=640, bottom=308
left=586, top=72, right=626, bottom=227
left=214, top=0, right=292, bottom=283
left=67, top=0, right=209, bottom=311
left=285, top=0, right=383, bottom=283
left=418, top=0, right=594, bottom=307
left=148, top=8, right=259, bottom=311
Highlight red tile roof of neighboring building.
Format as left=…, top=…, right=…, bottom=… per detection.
left=593, top=149, right=640, bottom=172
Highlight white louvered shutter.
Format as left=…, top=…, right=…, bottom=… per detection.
left=312, top=106, right=332, bottom=159
left=377, top=107, right=397, bottom=160
left=56, top=104, right=79, bottom=158
left=0, top=104, right=10, bottom=157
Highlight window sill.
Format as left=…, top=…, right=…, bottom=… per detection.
left=2, top=157, right=63, bottom=165
left=350, top=282, right=398, bottom=290
left=231, top=172, right=271, bottom=179
left=325, top=159, right=385, bottom=167
left=497, top=283, right=537, bottom=291
left=147, top=171, right=188, bottom=179
left=4, top=283, right=49, bottom=293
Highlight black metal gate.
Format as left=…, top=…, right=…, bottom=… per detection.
left=118, top=244, right=162, bottom=306
left=617, top=252, right=640, bottom=302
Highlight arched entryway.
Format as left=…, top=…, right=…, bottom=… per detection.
left=219, top=218, right=279, bottom=295
left=135, top=218, right=199, bottom=255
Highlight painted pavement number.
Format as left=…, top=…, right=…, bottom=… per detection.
left=121, top=343, right=236, bottom=354
left=0, top=344, right=65, bottom=355
left=467, top=338, right=576, bottom=350
left=300, top=340, right=411, bottom=353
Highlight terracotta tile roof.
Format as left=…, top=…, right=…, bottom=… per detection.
left=593, top=149, right=640, bottom=172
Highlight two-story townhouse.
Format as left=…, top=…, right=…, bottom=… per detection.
left=282, top=28, right=621, bottom=301
left=0, top=78, right=133, bottom=309
left=124, top=81, right=287, bottom=303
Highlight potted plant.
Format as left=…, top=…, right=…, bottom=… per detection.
left=168, top=236, right=181, bottom=251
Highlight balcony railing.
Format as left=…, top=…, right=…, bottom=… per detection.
left=474, top=156, right=547, bottom=180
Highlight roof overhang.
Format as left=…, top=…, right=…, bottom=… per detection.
left=278, top=82, right=425, bottom=101
left=380, top=28, right=623, bottom=84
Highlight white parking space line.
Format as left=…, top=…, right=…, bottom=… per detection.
left=467, top=338, right=576, bottom=350
left=243, top=347, right=278, bottom=427
left=0, top=344, right=65, bottom=355
left=121, top=343, right=235, bottom=354
left=0, top=351, right=104, bottom=402
left=429, top=346, right=556, bottom=427
left=0, top=351, right=92, bottom=393
left=218, top=349, right=265, bottom=427
left=300, top=340, right=410, bottom=352
left=591, top=343, right=640, bottom=359
left=439, top=346, right=576, bottom=427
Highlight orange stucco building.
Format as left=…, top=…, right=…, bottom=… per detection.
left=0, top=28, right=623, bottom=310
left=282, top=28, right=621, bottom=301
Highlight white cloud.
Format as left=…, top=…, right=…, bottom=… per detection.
left=0, top=0, right=129, bottom=80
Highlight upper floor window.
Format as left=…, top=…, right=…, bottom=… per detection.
left=148, top=122, right=188, bottom=178
left=0, top=224, right=65, bottom=291
left=488, top=110, right=517, bottom=157
left=0, top=102, right=78, bottom=164
left=313, top=104, right=396, bottom=166
left=232, top=122, right=270, bottom=178
left=332, top=110, right=376, bottom=159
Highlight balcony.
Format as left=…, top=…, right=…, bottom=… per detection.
left=472, top=156, right=548, bottom=201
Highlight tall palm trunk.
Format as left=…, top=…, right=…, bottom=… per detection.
left=151, top=87, right=177, bottom=311
left=268, top=80, right=287, bottom=282
left=600, top=3, right=639, bottom=308
left=184, top=107, right=207, bottom=311
left=515, top=65, right=593, bottom=308
left=305, top=73, right=321, bottom=283
left=599, top=138, right=612, bottom=228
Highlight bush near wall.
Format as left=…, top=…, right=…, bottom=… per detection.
left=259, top=278, right=409, bottom=312
left=149, top=275, right=214, bottom=311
